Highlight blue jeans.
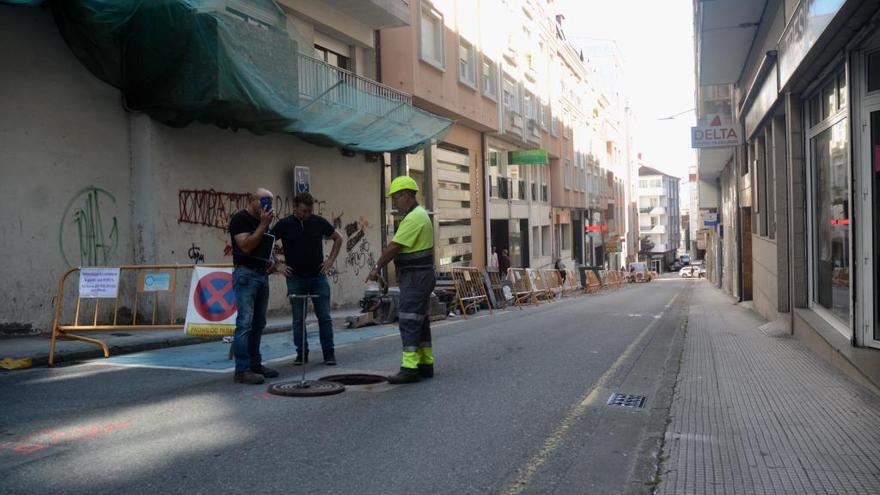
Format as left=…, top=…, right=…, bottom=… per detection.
left=232, top=267, right=269, bottom=372
left=287, top=275, right=334, bottom=356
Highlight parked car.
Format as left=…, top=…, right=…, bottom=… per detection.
left=679, top=266, right=699, bottom=278
left=669, top=261, right=683, bottom=272
left=628, top=262, right=652, bottom=283
left=680, top=254, right=691, bottom=265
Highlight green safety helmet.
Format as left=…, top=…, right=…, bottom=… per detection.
left=387, top=175, right=419, bottom=197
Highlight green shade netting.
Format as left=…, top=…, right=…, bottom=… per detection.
left=3, top=0, right=452, bottom=153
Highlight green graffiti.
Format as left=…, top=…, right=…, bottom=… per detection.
left=59, top=187, right=119, bottom=267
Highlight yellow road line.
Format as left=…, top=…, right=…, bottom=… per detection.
left=501, top=289, right=683, bottom=495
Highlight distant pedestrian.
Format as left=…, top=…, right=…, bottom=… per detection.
left=499, top=248, right=511, bottom=276
left=271, top=192, right=344, bottom=366
left=555, top=258, right=567, bottom=283
left=229, top=188, right=287, bottom=385
left=490, top=247, right=499, bottom=269
left=367, top=176, right=435, bottom=384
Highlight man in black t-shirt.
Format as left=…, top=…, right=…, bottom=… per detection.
left=271, top=192, right=343, bottom=365
left=228, top=187, right=287, bottom=385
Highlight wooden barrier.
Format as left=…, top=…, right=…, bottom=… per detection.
left=526, top=269, right=552, bottom=302
left=584, top=270, right=603, bottom=294
left=508, top=268, right=539, bottom=307
left=452, top=267, right=493, bottom=319
left=562, top=269, right=580, bottom=296
left=541, top=269, right=564, bottom=299
left=482, top=268, right=508, bottom=309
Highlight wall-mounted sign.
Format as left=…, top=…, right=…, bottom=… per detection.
left=294, top=166, right=310, bottom=193
left=585, top=224, right=608, bottom=233
left=700, top=210, right=719, bottom=227
left=508, top=149, right=548, bottom=165
left=691, top=114, right=740, bottom=148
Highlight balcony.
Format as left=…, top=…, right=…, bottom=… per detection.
left=316, top=0, right=409, bottom=29
left=640, top=224, right=667, bottom=235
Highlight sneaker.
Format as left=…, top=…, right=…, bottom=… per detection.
left=387, top=367, right=422, bottom=384
left=417, top=363, right=434, bottom=378
left=293, top=352, right=309, bottom=366
left=251, top=365, right=279, bottom=378
left=323, top=352, right=337, bottom=366
left=233, top=371, right=265, bottom=385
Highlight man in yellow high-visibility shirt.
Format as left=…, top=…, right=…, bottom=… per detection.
left=366, top=176, right=435, bottom=384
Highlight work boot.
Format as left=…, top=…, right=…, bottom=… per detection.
left=293, top=351, right=309, bottom=366
left=323, top=352, right=337, bottom=366
left=417, top=363, right=434, bottom=378
left=387, top=367, right=422, bottom=384
left=233, top=371, right=265, bottom=385
left=250, top=364, right=279, bottom=378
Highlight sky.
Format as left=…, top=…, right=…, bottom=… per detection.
left=559, top=0, right=697, bottom=180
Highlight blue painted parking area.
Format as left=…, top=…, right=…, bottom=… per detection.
left=95, top=324, right=403, bottom=373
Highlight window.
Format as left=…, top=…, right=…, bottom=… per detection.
left=564, top=159, right=571, bottom=190
left=524, top=92, right=535, bottom=120
left=811, top=119, right=849, bottom=325
left=482, top=58, right=497, bottom=99
left=314, top=44, right=350, bottom=71
left=542, top=226, right=551, bottom=256
left=458, top=38, right=476, bottom=87
left=533, top=226, right=540, bottom=256
left=420, top=2, right=444, bottom=68
left=503, top=77, right=519, bottom=113
left=867, top=50, right=880, bottom=93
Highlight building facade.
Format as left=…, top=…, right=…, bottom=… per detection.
left=0, top=0, right=447, bottom=332
left=693, top=0, right=880, bottom=389
left=637, top=166, right=681, bottom=271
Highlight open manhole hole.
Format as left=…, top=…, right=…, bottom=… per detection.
left=267, top=380, right=345, bottom=397
left=319, top=374, right=386, bottom=386
left=607, top=393, right=646, bottom=409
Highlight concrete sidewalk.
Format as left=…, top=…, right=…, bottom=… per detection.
left=657, top=282, right=880, bottom=494
left=0, top=308, right=362, bottom=368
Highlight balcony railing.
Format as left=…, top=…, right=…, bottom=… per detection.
left=298, top=53, right=413, bottom=122
left=492, top=177, right=511, bottom=199
left=541, top=184, right=549, bottom=202
left=517, top=180, right=526, bottom=200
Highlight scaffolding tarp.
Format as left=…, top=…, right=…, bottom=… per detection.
left=2, top=0, right=452, bottom=153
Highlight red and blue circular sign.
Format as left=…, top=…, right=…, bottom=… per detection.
left=193, top=272, right=237, bottom=322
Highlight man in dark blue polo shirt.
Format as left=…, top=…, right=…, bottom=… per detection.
left=271, top=192, right=343, bottom=365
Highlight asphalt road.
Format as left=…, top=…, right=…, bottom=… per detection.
left=1, top=278, right=692, bottom=495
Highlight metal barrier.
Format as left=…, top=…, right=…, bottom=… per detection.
left=452, top=267, right=493, bottom=319
left=49, top=263, right=233, bottom=365
left=508, top=269, right=539, bottom=307
left=482, top=268, right=508, bottom=309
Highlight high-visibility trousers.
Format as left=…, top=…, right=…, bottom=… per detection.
left=397, top=268, right=436, bottom=369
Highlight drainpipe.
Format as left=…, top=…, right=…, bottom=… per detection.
left=735, top=148, right=743, bottom=300
left=482, top=132, right=491, bottom=266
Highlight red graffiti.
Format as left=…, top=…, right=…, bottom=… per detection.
left=0, top=421, right=131, bottom=455
left=178, top=189, right=250, bottom=230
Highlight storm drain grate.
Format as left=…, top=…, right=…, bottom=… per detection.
left=607, top=393, right=646, bottom=409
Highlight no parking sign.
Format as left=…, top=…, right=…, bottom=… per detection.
left=184, top=267, right=237, bottom=336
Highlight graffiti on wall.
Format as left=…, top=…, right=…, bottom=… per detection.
left=178, top=189, right=328, bottom=230
left=187, top=244, right=205, bottom=264
left=59, top=186, right=119, bottom=267
left=343, top=217, right=374, bottom=276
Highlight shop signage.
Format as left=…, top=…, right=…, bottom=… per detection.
left=585, top=224, right=608, bottom=233
left=700, top=210, right=719, bottom=227
left=778, top=0, right=845, bottom=88
left=691, top=114, right=740, bottom=148
left=508, top=149, right=548, bottom=165
left=604, top=238, right=621, bottom=253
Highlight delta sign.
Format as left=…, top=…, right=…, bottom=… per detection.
left=691, top=114, right=741, bottom=148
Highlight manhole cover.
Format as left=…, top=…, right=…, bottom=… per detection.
left=319, top=374, right=386, bottom=386
left=110, top=333, right=132, bottom=337
left=267, top=380, right=345, bottom=397
left=607, top=393, right=646, bottom=408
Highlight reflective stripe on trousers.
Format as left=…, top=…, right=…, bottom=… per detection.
left=397, top=268, right=435, bottom=368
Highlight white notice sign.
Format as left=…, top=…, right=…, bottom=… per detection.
left=79, top=268, right=120, bottom=298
